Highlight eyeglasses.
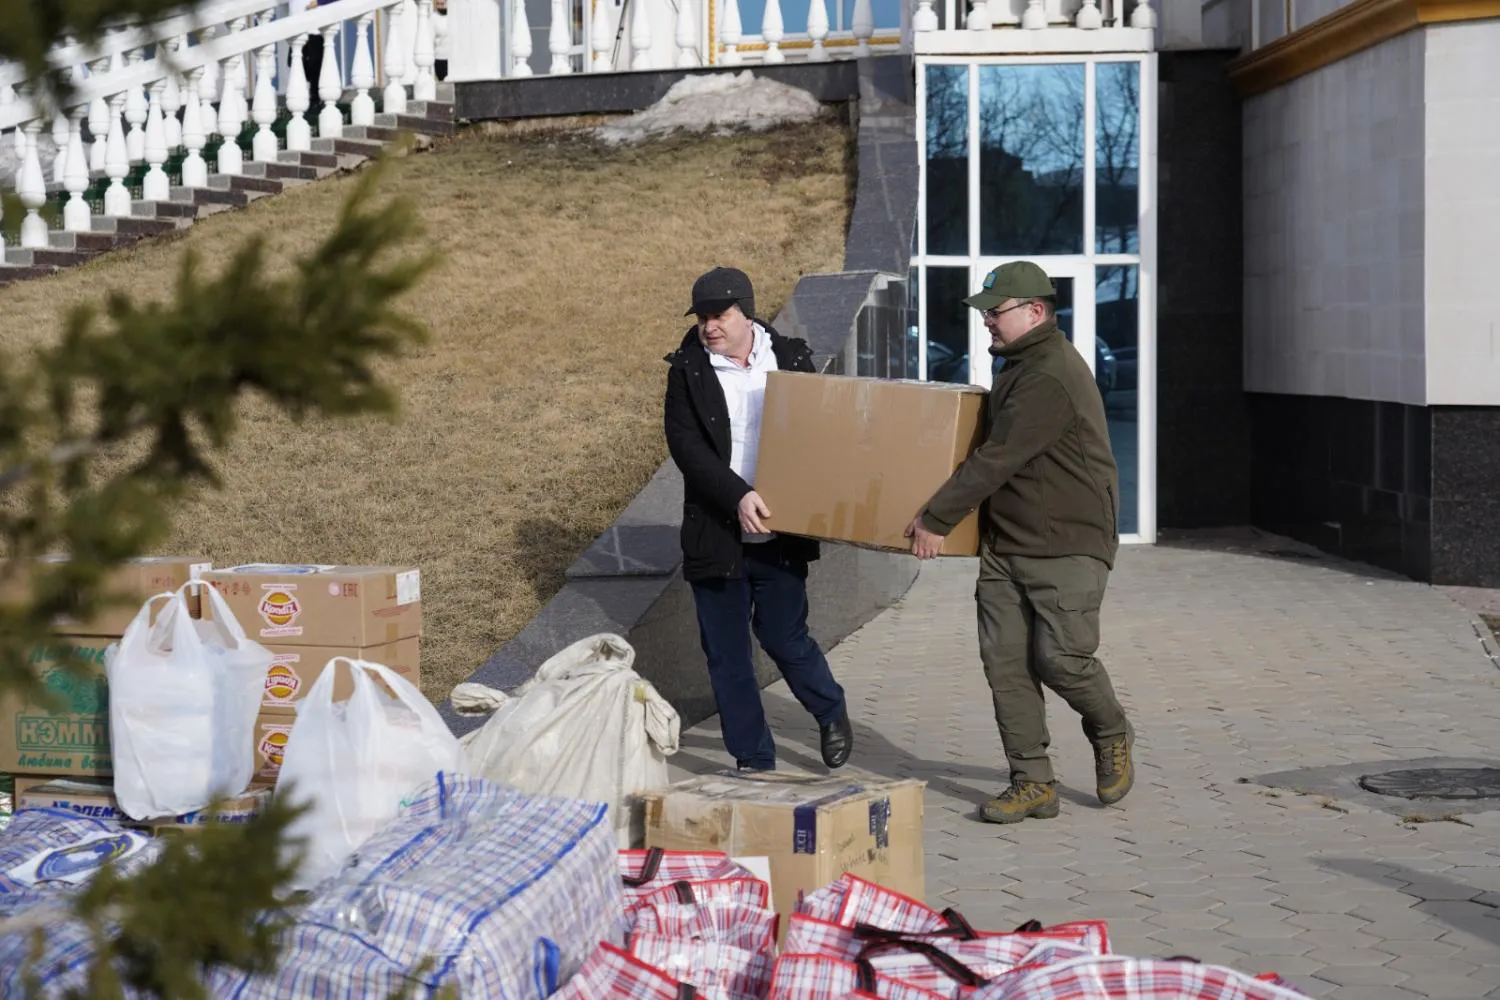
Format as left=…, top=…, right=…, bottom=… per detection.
left=982, top=301, right=1031, bottom=321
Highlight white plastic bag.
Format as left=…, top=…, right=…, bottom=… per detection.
left=105, top=581, right=272, bottom=821
left=459, top=633, right=679, bottom=847
left=276, top=657, right=467, bottom=891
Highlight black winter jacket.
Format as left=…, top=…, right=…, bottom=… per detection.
left=663, top=322, right=821, bottom=581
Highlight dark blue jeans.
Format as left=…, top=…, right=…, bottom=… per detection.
left=690, top=539, right=847, bottom=770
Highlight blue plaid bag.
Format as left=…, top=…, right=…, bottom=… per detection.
left=212, top=773, right=627, bottom=998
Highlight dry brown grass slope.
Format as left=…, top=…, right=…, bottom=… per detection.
left=0, top=118, right=855, bottom=700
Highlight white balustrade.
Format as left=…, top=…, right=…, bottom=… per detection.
left=630, top=0, right=653, bottom=69
left=317, top=24, right=344, bottom=137
left=676, top=0, right=700, bottom=67
left=762, top=0, right=785, bottom=63
left=720, top=0, right=743, bottom=66
left=63, top=107, right=91, bottom=233
left=182, top=67, right=210, bottom=187
left=415, top=0, right=439, bottom=98
left=18, top=120, right=48, bottom=248
left=162, top=37, right=184, bottom=147
left=351, top=14, right=377, bottom=125
left=250, top=30, right=279, bottom=162
left=286, top=35, right=313, bottom=150
left=124, top=48, right=147, bottom=163
left=512, top=0, right=534, bottom=76
left=385, top=1, right=410, bottom=111
left=143, top=78, right=171, bottom=200
left=549, top=0, right=573, bottom=75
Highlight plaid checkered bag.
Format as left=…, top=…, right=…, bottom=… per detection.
left=632, top=876, right=772, bottom=913
left=554, top=942, right=702, bottom=999
left=782, top=914, right=1099, bottom=996
left=785, top=914, right=1105, bottom=963
left=769, top=953, right=951, bottom=1000
left=0, top=807, right=162, bottom=894
left=621, top=848, right=758, bottom=906
left=632, top=899, right=780, bottom=952
left=210, top=774, right=627, bottom=999
left=968, top=955, right=1313, bottom=1000
left=1009, top=919, right=1110, bottom=955
left=631, top=933, right=776, bottom=1000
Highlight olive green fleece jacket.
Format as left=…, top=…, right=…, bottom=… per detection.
left=920, top=319, right=1121, bottom=569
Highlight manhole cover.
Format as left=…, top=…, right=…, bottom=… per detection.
left=1358, top=767, right=1500, bottom=800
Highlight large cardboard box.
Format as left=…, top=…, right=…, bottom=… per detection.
left=259, top=637, right=420, bottom=712
left=755, top=372, right=985, bottom=556
left=639, top=770, right=925, bottom=936
left=250, top=713, right=296, bottom=786
left=202, top=564, right=421, bottom=647
left=15, top=776, right=269, bottom=829
left=0, top=556, right=212, bottom=636
left=0, top=635, right=112, bottom=777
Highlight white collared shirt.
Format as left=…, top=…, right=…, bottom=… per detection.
left=708, top=323, right=778, bottom=542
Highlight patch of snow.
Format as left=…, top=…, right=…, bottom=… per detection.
left=592, top=70, right=825, bottom=146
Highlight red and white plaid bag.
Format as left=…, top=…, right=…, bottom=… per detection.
left=796, top=875, right=1109, bottom=953
left=633, top=900, right=780, bottom=953
left=969, top=955, right=1313, bottom=1000
left=782, top=914, right=1099, bottom=997
left=632, top=876, right=772, bottom=912
left=769, top=953, right=952, bottom=1000
left=620, top=848, right=760, bottom=907
left=553, top=942, right=701, bottom=999
left=631, top=934, right=776, bottom=1000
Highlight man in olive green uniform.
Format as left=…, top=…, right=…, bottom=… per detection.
left=905, top=261, right=1134, bottom=823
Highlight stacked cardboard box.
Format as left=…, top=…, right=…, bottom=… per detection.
left=0, top=557, right=210, bottom=779
left=200, top=564, right=423, bottom=786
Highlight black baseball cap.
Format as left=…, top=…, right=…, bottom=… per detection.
left=686, top=266, right=755, bottom=318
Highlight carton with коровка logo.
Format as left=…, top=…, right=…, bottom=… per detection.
left=201, top=564, right=422, bottom=647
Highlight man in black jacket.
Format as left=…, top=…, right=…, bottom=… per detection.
left=663, top=267, right=854, bottom=772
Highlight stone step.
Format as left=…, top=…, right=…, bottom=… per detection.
left=312, top=136, right=387, bottom=159
left=172, top=185, right=252, bottom=208
left=133, top=200, right=200, bottom=221
left=0, top=263, right=57, bottom=285
left=241, top=161, right=320, bottom=183
left=49, top=230, right=120, bottom=253
left=373, top=112, right=454, bottom=137
left=5, top=246, right=92, bottom=268
left=278, top=149, right=340, bottom=170
left=436, top=82, right=455, bottom=103
left=405, top=100, right=454, bottom=122
left=92, top=215, right=178, bottom=238
left=209, top=174, right=284, bottom=196
left=342, top=124, right=399, bottom=143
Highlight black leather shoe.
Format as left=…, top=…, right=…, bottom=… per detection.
left=820, top=712, right=853, bottom=769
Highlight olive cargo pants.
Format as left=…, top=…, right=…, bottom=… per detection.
left=976, top=548, right=1129, bottom=785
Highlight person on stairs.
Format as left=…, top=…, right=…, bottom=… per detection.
left=664, top=266, right=854, bottom=773
left=906, top=260, right=1134, bottom=823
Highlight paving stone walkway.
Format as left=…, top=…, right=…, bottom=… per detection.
left=668, top=531, right=1500, bottom=999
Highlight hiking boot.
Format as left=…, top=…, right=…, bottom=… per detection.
left=1094, top=728, right=1134, bottom=805
left=980, top=780, right=1060, bottom=824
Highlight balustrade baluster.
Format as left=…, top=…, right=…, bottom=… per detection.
left=416, top=0, right=440, bottom=97
left=631, top=0, right=654, bottom=69
left=143, top=79, right=171, bottom=200
left=384, top=3, right=411, bottom=110
left=351, top=14, right=378, bottom=125
left=591, top=4, right=613, bottom=70
left=675, top=0, right=699, bottom=67
left=512, top=0, right=535, bottom=76
left=63, top=107, right=91, bottom=232
left=550, top=0, right=574, bottom=74
left=807, top=0, right=830, bottom=60
left=852, top=0, right=874, bottom=54
left=762, top=0, right=785, bottom=63
left=720, top=0, right=743, bottom=65
left=217, top=18, right=249, bottom=175
left=104, top=87, right=132, bottom=216
left=181, top=67, right=209, bottom=187
left=163, top=36, right=185, bottom=147
left=18, top=120, right=48, bottom=248
left=251, top=32, right=280, bottom=161
left=287, top=35, right=314, bottom=151
left=124, top=49, right=147, bottom=162
left=318, top=24, right=345, bottom=137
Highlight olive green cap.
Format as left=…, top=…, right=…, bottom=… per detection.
left=961, top=261, right=1057, bottom=311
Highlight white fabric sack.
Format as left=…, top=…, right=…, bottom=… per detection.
left=105, top=582, right=272, bottom=821
left=276, top=656, right=468, bottom=891
left=458, top=633, right=680, bottom=847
